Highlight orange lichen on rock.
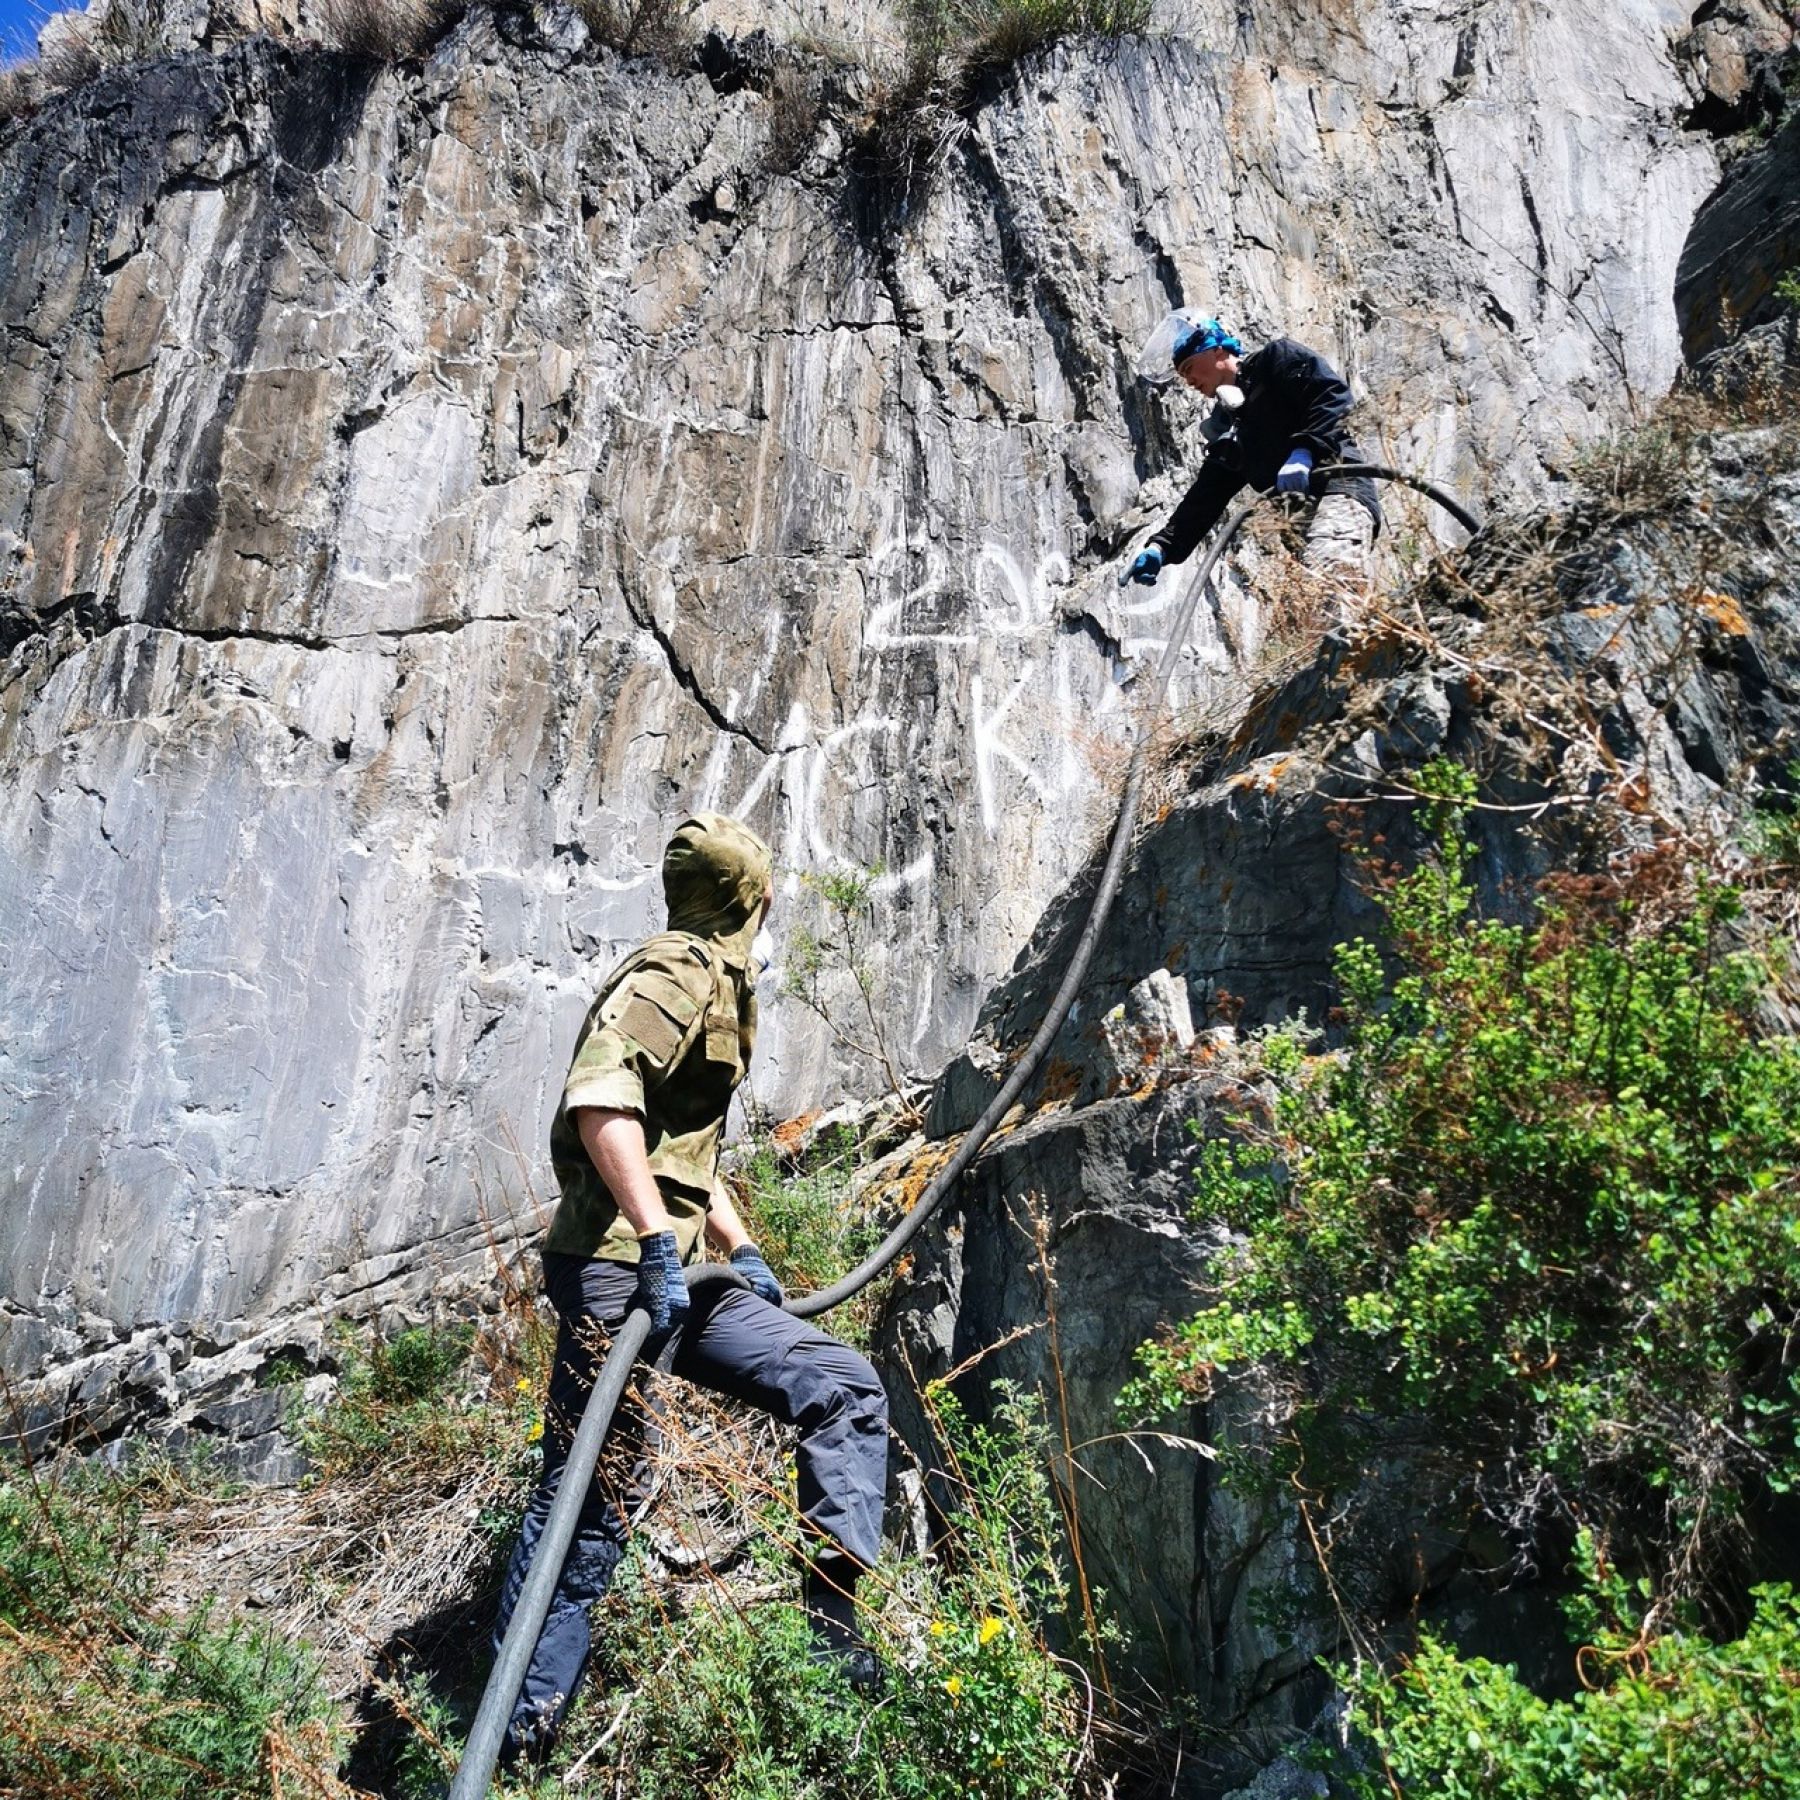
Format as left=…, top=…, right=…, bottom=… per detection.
left=1693, top=588, right=1750, bottom=635
left=770, top=1110, right=823, bottom=1156
left=1035, top=1056, right=1083, bottom=1107
left=878, top=1140, right=955, bottom=1214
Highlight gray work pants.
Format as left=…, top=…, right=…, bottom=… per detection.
left=490, top=1253, right=889, bottom=1749
left=1302, top=490, right=1375, bottom=577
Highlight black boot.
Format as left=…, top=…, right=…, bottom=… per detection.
left=497, top=1697, right=560, bottom=1773
left=802, top=1553, right=883, bottom=1695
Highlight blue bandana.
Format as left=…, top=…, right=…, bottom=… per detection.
left=1171, top=317, right=1243, bottom=367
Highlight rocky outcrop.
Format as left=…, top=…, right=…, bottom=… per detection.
left=939, top=428, right=1800, bottom=1105
left=0, top=3, right=1758, bottom=1435
left=1676, top=104, right=1800, bottom=362
left=879, top=426, right=1800, bottom=1783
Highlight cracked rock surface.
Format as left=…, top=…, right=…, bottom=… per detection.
left=0, top=4, right=1765, bottom=1433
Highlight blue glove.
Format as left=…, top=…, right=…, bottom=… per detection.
left=632, top=1229, right=690, bottom=1350
left=729, top=1241, right=785, bottom=1307
left=1275, top=447, right=1314, bottom=494
left=1125, top=545, right=1163, bottom=587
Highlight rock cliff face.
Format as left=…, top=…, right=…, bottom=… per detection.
left=0, top=1, right=1773, bottom=1434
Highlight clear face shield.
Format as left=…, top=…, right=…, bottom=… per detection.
left=1134, top=308, right=1243, bottom=434
left=1134, top=308, right=1206, bottom=387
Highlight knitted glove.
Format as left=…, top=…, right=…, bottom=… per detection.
left=1124, top=545, right=1163, bottom=587
left=729, top=1242, right=785, bottom=1308
left=632, top=1230, right=690, bottom=1351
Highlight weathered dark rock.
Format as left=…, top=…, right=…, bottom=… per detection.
left=964, top=436, right=1800, bottom=1081
left=1677, top=107, right=1800, bottom=361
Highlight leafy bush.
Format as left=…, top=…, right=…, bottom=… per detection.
left=733, top=1126, right=888, bottom=1339
left=0, top=1467, right=350, bottom=1797
left=782, top=864, right=916, bottom=1108
left=1347, top=1549, right=1800, bottom=1800
left=299, top=1320, right=491, bottom=1476
left=1123, top=760, right=1800, bottom=1592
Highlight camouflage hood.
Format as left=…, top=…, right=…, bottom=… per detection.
left=661, top=813, right=773, bottom=966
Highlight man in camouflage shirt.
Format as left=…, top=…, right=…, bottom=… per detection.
left=491, top=813, right=889, bottom=1762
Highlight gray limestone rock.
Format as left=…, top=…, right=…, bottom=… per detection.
left=0, top=5, right=1773, bottom=1444
left=1075, top=965, right=1196, bottom=1104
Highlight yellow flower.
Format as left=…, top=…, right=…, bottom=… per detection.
left=515, top=1377, right=532, bottom=1393
left=990, top=1754, right=1006, bottom=1768
left=977, top=1617, right=1003, bottom=1646
left=928, top=1619, right=950, bottom=1638
left=525, top=1419, right=543, bottom=1443
left=943, top=1675, right=963, bottom=1700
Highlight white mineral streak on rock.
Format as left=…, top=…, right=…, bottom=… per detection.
left=0, top=2, right=1733, bottom=1394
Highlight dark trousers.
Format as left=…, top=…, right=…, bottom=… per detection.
left=490, top=1253, right=889, bottom=1746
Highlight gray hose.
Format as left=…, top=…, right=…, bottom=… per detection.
left=448, top=1267, right=743, bottom=1799
left=447, top=464, right=1479, bottom=1792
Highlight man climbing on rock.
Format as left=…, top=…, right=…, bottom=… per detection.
left=490, top=812, right=889, bottom=1765
left=1126, top=315, right=1382, bottom=604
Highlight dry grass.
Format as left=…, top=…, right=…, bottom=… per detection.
left=571, top=0, right=697, bottom=62
left=0, top=62, right=39, bottom=124
left=850, top=0, right=1153, bottom=201
left=318, top=0, right=465, bottom=60
left=35, top=29, right=102, bottom=89
left=761, top=63, right=824, bottom=175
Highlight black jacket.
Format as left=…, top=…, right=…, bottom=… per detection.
left=1149, top=338, right=1382, bottom=564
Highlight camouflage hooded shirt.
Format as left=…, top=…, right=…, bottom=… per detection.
left=543, top=813, right=773, bottom=1265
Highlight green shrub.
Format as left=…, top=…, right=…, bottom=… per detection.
left=782, top=864, right=916, bottom=1107
left=299, top=1320, right=489, bottom=1476
left=737, top=1128, right=883, bottom=1301
left=1347, top=1554, right=1800, bottom=1800
left=1122, top=760, right=1800, bottom=1587
left=0, top=1468, right=349, bottom=1797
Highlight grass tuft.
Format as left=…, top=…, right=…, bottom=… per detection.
left=0, top=1463, right=358, bottom=1798
left=319, top=0, right=466, bottom=61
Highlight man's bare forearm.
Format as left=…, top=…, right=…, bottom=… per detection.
left=704, top=1187, right=753, bottom=1256
left=574, top=1109, right=673, bottom=1238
